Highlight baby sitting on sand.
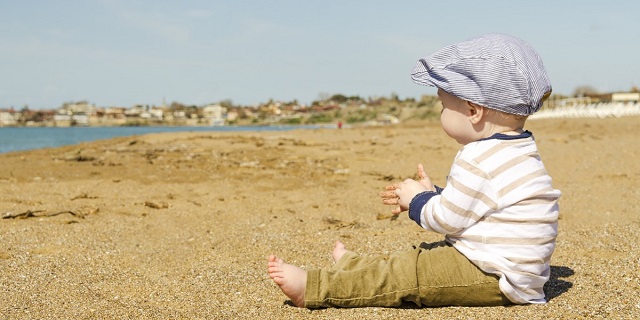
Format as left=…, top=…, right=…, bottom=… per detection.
left=268, top=33, right=561, bottom=308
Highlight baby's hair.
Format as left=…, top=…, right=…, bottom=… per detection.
left=485, top=107, right=528, bottom=121
left=466, top=100, right=528, bottom=122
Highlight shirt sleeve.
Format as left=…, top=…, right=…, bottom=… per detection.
left=411, top=157, right=499, bottom=234
left=408, top=191, right=438, bottom=224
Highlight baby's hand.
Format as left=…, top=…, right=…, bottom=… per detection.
left=394, top=179, right=429, bottom=210
left=380, top=183, right=404, bottom=214
left=416, top=163, right=435, bottom=191
left=380, top=163, right=435, bottom=215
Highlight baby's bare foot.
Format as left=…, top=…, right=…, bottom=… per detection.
left=267, top=255, right=307, bottom=307
left=332, top=241, right=347, bottom=263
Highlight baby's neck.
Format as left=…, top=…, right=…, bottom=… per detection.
left=495, top=128, right=524, bottom=136
left=480, top=112, right=527, bottom=138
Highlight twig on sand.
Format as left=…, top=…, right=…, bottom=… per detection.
left=45, top=210, right=89, bottom=218
left=2, top=209, right=97, bottom=219
left=2, top=210, right=45, bottom=219
left=71, top=193, right=98, bottom=200
left=144, top=201, right=169, bottom=209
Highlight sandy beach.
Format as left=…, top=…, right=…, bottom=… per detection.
left=1, top=116, right=639, bottom=319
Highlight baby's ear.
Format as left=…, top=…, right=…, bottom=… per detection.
left=466, top=101, right=485, bottom=124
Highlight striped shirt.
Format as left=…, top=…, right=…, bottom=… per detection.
left=408, top=131, right=561, bottom=304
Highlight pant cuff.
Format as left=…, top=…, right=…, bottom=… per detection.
left=304, top=269, right=321, bottom=308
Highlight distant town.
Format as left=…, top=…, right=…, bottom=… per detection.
left=1, top=88, right=639, bottom=127
left=0, top=94, right=427, bottom=128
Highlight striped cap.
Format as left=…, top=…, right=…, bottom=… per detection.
left=411, top=33, right=552, bottom=116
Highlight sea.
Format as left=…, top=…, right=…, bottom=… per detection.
left=0, top=125, right=329, bottom=154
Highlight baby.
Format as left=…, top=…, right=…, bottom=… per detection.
left=268, top=33, right=561, bottom=308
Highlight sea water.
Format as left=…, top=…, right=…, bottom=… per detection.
left=0, top=125, right=328, bottom=154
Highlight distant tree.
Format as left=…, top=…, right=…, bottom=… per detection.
left=170, top=102, right=186, bottom=110
left=308, top=113, right=335, bottom=124
left=185, top=105, right=199, bottom=118
left=572, top=85, right=599, bottom=97
left=549, top=93, right=569, bottom=100
left=219, top=99, right=234, bottom=108
left=330, top=94, right=347, bottom=103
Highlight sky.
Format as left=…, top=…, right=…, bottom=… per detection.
left=1, top=1, right=639, bottom=109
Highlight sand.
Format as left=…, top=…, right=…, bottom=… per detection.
left=1, top=117, right=639, bottom=319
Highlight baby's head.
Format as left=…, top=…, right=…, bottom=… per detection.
left=411, top=33, right=552, bottom=118
left=411, top=33, right=551, bottom=144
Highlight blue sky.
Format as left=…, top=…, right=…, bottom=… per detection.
left=1, top=0, right=639, bottom=109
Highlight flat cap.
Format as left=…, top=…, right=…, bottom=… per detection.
left=411, top=33, right=552, bottom=116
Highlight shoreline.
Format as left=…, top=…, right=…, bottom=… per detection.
left=0, top=123, right=339, bottom=154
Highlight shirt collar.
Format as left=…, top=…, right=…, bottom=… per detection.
left=478, top=130, right=533, bottom=142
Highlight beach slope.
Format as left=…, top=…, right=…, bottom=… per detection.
left=1, top=117, right=638, bottom=319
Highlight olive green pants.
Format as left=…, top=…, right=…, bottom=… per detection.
left=304, top=241, right=511, bottom=308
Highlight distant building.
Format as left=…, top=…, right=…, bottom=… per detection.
left=62, top=101, right=96, bottom=114
left=377, top=113, right=400, bottom=125
left=612, top=92, right=640, bottom=103
left=226, top=110, right=238, bottom=122
left=148, top=108, right=164, bottom=120
left=124, top=105, right=145, bottom=117
left=0, top=110, right=18, bottom=126
left=555, top=96, right=593, bottom=107
left=203, top=104, right=227, bottom=126
left=72, top=113, right=90, bottom=126
left=173, top=111, right=187, bottom=119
